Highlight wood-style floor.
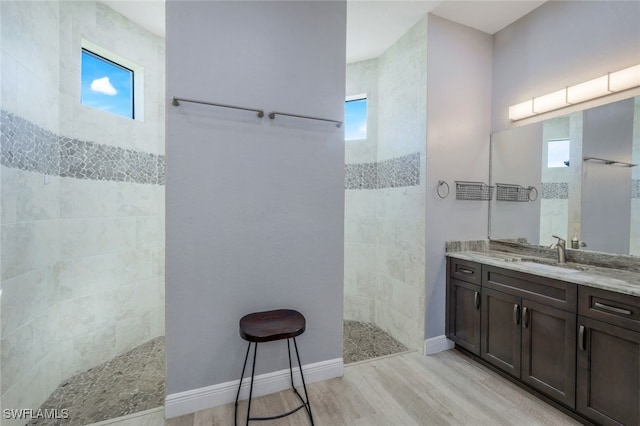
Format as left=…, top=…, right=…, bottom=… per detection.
left=103, top=349, right=582, bottom=426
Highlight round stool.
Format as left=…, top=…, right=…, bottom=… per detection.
left=234, top=309, right=314, bottom=425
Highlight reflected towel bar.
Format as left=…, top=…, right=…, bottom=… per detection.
left=171, top=97, right=264, bottom=117
left=583, top=157, right=638, bottom=167
left=268, top=111, right=342, bottom=128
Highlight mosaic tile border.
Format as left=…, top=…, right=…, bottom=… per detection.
left=345, top=152, right=420, bottom=190
left=541, top=182, right=568, bottom=199
left=0, top=110, right=165, bottom=185
left=543, top=180, right=640, bottom=199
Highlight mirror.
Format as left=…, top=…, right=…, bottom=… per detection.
left=490, top=96, right=640, bottom=256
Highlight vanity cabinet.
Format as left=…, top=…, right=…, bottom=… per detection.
left=576, top=286, right=640, bottom=426
left=481, top=266, right=577, bottom=408
left=446, top=256, right=640, bottom=424
left=446, top=259, right=481, bottom=355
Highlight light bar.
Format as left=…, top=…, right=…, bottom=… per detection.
left=509, top=64, right=640, bottom=121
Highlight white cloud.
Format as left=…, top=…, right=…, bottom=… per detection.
left=90, top=76, right=117, bottom=96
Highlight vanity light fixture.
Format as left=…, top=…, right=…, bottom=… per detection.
left=509, top=64, right=640, bottom=120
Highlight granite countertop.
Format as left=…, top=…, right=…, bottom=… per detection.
left=447, top=250, right=640, bottom=297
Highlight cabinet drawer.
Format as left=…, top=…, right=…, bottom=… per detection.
left=483, top=265, right=577, bottom=312
left=579, top=286, right=640, bottom=332
left=449, top=258, right=481, bottom=285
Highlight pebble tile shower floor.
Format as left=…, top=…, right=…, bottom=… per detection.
left=30, top=322, right=407, bottom=425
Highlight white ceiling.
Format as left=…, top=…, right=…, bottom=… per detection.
left=102, top=0, right=546, bottom=64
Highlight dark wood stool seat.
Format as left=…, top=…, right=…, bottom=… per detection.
left=234, top=309, right=314, bottom=426
left=239, top=309, right=305, bottom=342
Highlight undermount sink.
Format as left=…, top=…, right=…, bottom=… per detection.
left=519, top=260, right=588, bottom=274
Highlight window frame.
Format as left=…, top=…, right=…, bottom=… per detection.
left=80, top=39, right=145, bottom=122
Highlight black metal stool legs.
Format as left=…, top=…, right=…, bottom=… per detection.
left=234, top=338, right=314, bottom=425
left=291, top=337, right=314, bottom=425
left=234, top=342, right=253, bottom=426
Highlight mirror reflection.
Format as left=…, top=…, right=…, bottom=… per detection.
left=490, top=96, right=640, bottom=256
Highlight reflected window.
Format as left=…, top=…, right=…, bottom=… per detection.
left=548, top=139, right=570, bottom=167
left=345, top=96, right=367, bottom=140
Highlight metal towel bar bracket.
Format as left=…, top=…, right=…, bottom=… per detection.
left=269, top=111, right=342, bottom=128
left=171, top=97, right=264, bottom=117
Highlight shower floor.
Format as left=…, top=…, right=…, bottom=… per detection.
left=29, top=337, right=165, bottom=426
left=30, top=321, right=406, bottom=425
left=343, top=320, right=408, bottom=364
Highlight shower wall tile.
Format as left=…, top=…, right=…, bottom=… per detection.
left=59, top=218, right=136, bottom=259
left=0, top=349, right=62, bottom=426
left=2, top=168, right=61, bottom=225
left=1, top=221, right=60, bottom=281
left=0, top=268, right=53, bottom=338
left=1, top=52, right=18, bottom=113
left=58, top=296, right=98, bottom=340
left=58, top=251, right=153, bottom=302
left=115, top=314, right=152, bottom=356
left=0, top=308, right=59, bottom=395
left=69, top=325, right=117, bottom=376
left=136, top=216, right=165, bottom=250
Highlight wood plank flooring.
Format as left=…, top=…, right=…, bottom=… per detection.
left=105, top=349, right=583, bottom=425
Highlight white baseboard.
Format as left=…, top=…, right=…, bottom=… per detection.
left=164, top=358, right=343, bottom=419
left=424, top=335, right=455, bottom=355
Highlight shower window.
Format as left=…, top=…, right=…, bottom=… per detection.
left=345, top=95, right=367, bottom=140
left=547, top=139, right=570, bottom=167
left=81, top=49, right=134, bottom=119
left=80, top=40, right=144, bottom=121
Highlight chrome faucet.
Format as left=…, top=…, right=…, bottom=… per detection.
left=551, top=235, right=566, bottom=263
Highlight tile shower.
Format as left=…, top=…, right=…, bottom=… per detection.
left=0, top=1, right=165, bottom=424
left=344, top=16, right=427, bottom=353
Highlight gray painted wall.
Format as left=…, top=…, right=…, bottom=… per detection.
left=165, top=0, right=346, bottom=394
left=489, top=123, right=543, bottom=243
left=492, top=1, right=640, bottom=132
left=425, top=14, right=493, bottom=340
left=582, top=98, right=634, bottom=254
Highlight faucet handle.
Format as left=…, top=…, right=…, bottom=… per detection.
left=552, top=235, right=566, bottom=244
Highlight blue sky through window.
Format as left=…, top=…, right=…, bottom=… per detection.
left=547, top=139, right=570, bottom=167
left=345, top=98, right=367, bottom=140
left=81, top=49, right=133, bottom=119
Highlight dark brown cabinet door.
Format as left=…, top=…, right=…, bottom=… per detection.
left=481, top=288, right=521, bottom=378
left=448, top=278, right=481, bottom=355
left=577, top=316, right=640, bottom=426
left=521, top=300, right=576, bottom=408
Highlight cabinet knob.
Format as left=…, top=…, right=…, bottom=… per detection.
left=522, top=307, right=529, bottom=328
left=474, top=292, right=480, bottom=309
left=513, top=304, right=521, bottom=326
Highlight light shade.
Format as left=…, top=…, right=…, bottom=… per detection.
left=567, top=75, right=610, bottom=104
left=533, top=89, right=568, bottom=114
left=609, top=64, right=640, bottom=92
left=508, top=99, right=534, bottom=120
left=509, top=63, right=640, bottom=121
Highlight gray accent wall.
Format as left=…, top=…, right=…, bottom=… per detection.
left=490, top=123, right=543, bottom=243
left=165, top=0, right=346, bottom=395
left=492, top=1, right=640, bottom=133
left=581, top=98, right=634, bottom=254
left=425, top=15, right=493, bottom=340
